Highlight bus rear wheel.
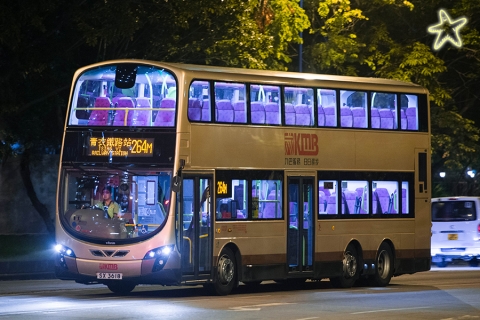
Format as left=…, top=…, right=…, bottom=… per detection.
left=368, top=243, right=394, bottom=287
left=106, top=281, right=136, bottom=294
left=468, top=258, right=479, bottom=267
left=330, top=244, right=359, bottom=288
left=213, top=247, right=236, bottom=295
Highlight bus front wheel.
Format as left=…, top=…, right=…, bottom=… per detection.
left=368, top=243, right=394, bottom=287
left=213, top=247, right=236, bottom=295
left=106, top=281, right=136, bottom=295
left=330, top=244, right=359, bottom=288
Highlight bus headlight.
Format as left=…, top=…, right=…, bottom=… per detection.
left=55, top=244, right=76, bottom=258
left=55, top=244, right=76, bottom=270
left=144, top=245, right=175, bottom=272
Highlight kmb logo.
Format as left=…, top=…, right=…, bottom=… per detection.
left=99, top=263, right=118, bottom=270
left=284, top=133, right=318, bottom=156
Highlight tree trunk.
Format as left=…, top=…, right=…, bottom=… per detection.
left=19, top=150, right=55, bottom=238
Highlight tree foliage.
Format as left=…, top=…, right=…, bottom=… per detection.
left=0, top=0, right=309, bottom=233
left=304, top=0, right=480, bottom=196
left=1, top=0, right=480, bottom=232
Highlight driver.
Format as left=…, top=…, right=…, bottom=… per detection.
left=97, top=187, right=120, bottom=219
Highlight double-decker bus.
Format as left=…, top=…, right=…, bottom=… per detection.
left=55, top=59, right=431, bottom=295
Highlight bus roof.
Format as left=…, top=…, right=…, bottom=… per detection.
left=75, top=59, right=429, bottom=94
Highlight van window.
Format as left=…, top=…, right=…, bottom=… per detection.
left=431, top=201, right=477, bottom=221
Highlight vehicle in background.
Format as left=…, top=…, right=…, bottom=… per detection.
left=431, top=197, right=480, bottom=267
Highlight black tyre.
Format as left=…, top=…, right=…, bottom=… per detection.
left=329, top=244, right=359, bottom=288
left=435, top=260, right=448, bottom=268
left=106, top=281, right=136, bottom=294
left=468, top=258, right=479, bottom=267
left=213, top=247, right=236, bottom=295
left=368, top=243, right=394, bottom=287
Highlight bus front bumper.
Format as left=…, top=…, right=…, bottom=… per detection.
left=54, top=253, right=181, bottom=286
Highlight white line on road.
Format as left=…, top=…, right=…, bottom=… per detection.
left=230, top=302, right=295, bottom=311
left=351, top=306, right=431, bottom=315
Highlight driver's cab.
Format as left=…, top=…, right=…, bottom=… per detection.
left=61, top=170, right=171, bottom=240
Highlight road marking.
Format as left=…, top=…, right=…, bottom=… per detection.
left=230, top=302, right=295, bottom=311
left=170, top=294, right=273, bottom=304
left=0, top=303, right=123, bottom=316
left=351, top=306, right=430, bottom=314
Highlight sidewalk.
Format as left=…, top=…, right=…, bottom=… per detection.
left=0, top=259, right=56, bottom=280
left=0, top=234, right=56, bottom=280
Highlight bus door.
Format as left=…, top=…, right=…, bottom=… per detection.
left=180, top=176, right=213, bottom=279
left=287, top=176, right=315, bottom=273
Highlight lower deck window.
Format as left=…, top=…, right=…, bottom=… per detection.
left=319, top=172, right=413, bottom=218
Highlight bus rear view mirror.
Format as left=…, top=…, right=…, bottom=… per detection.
left=171, top=176, right=182, bottom=193
left=115, top=64, right=137, bottom=89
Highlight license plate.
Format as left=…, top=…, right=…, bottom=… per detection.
left=448, top=234, right=458, bottom=240
left=96, top=272, right=123, bottom=280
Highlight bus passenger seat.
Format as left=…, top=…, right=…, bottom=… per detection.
left=326, top=194, right=337, bottom=214
left=75, top=95, right=91, bottom=120
left=233, top=101, right=246, bottom=123
left=355, top=188, right=368, bottom=214
left=371, top=108, right=380, bottom=129
left=265, top=102, right=280, bottom=125
left=340, top=107, right=353, bottom=127
left=251, top=101, right=265, bottom=124
left=373, top=188, right=390, bottom=214
left=285, top=103, right=295, bottom=125
left=188, top=98, right=202, bottom=121
left=352, top=107, right=366, bottom=128
left=295, top=104, right=311, bottom=126
left=318, top=106, right=325, bottom=126
left=379, top=109, right=394, bottom=129
left=111, top=94, right=125, bottom=106
left=318, top=191, right=327, bottom=213
left=400, top=109, right=407, bottom=130
left=402, top=188, right=407, bottom=213
left=201, top=99, right=210, bottom=121
left=154, top=98, right=176, bottom=127
left=131, top=97, right=152, bottom=126
left=324, top=106, right=336, bottom=126
left=342, top=191, right=357, bottom=214
left=319, top=186, right=331, bottom=198
left=263, top=190, right=280, bottom=218
left=112, top=97, right=135, bottom=126
left=216, top=99, right=233, bottom=122
left=406, top=107, right=417, bottom=130
left=88, top=97, right=111, bottom=126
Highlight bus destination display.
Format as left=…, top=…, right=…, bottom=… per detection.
left=87, top=137, right=154, bottom=157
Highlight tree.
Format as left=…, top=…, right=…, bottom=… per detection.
left=0, top=0, right=310, bottom=235
left=303, top=0, right=480, bottom=196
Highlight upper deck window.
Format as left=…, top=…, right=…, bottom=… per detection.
left=188, top=81, right=211, bottom=122
left=284, top=87, right=314, bottom=127
left=341, top=90, right=367, bottom=128
left=318, top=89, right=337, bottom=127
left=215, top=82, right=247, bottom=123
left=68, top=64, right=177, bottom=127
left=251, top=85, right=282, bottom=125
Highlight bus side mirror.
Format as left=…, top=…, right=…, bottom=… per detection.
left=171, top=176, right=182, bottom=193
left=171, top=159, right=185, bottom=192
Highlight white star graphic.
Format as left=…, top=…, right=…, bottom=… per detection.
left=427, top=9, right=467, bottom=51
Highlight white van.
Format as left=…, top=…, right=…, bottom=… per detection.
left=431, top=197, right=480, bottom=267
